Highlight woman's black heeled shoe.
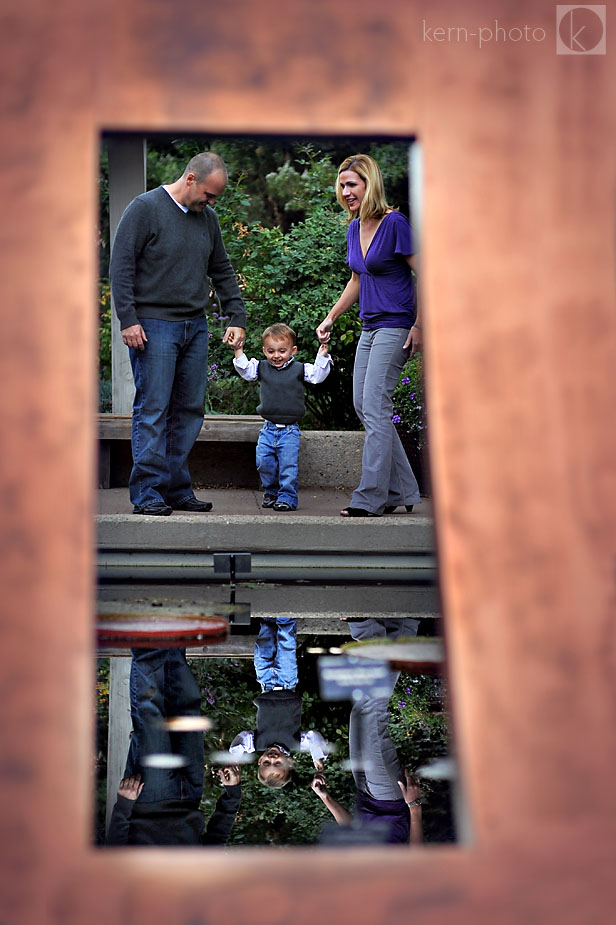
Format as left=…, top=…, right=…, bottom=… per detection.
left=383, top=504, right=414, bottom=514
left=340, top=506, right=381, bottom=518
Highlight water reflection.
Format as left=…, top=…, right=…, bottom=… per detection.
left=97, top=615, right=455, bottom=847
left=105, top=647, right=241, bottom=846
left=314, top=619, right=423, bottom=845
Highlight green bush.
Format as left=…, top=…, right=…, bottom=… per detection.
left=392, top=353, right=427, bottom=450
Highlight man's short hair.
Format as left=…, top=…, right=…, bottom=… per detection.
left=184, top=152, right=227, bottom=183
left=262, top=323, right=297, bottom=346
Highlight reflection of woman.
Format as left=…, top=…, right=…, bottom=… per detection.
left=316, top=154, right=422, bottom=517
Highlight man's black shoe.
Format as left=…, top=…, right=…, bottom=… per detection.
left=172, top=497, right=213, bottom=513
left=132, top=502, right=172, bottom=516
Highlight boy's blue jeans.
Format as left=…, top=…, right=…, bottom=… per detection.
left=129, top=316, right=208, bottom=509
left=254, top=619, right=298, bottom=691
left=256, top=422, right=300, bottom=509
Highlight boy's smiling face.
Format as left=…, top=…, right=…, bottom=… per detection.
left=262, top=335, right=297, bottom=368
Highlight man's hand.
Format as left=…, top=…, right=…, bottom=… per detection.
left=121, top=324, right=148, bottom=350
left=118, top=774, right=144, bottom=801
left=216, top=765, right=242, bottom=787
left=311, top=772, right=329, bottom=799
left=313, top=757, right=325, bottom=772
left=223, top=326, right=246, bottom=350
left=398, top=769, right=422, bottom=805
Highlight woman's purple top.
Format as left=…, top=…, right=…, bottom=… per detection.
left=346, top=210, right=417, bottom=330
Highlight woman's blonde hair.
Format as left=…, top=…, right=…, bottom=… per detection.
left=335, top=154, right=390, bottom=223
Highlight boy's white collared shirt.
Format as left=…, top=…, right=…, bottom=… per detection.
left=233, top=351, right=331, bottom=384
left=229, top=729, right=330, bottom=762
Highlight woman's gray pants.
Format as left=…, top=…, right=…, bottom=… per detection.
left=347, top=618, right=418, bottom=800
left=351, top=327, right=420, bottom=514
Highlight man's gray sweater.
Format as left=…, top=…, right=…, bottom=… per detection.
left=110, top=186, right=246, bottom=330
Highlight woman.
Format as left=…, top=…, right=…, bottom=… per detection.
left=316, top=154, right=422, bottom=517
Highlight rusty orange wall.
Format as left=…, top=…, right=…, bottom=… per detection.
left=0, top=0, right=615, bottom=922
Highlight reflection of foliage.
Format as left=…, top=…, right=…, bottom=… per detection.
left=389, top=673, right=455, bottom=843
left=190, top=648, right=454, bottom=846
left=95, top=659, right=110, bottom=844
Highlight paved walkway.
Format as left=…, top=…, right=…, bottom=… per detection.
left=97, top=487, right=433, bottom=518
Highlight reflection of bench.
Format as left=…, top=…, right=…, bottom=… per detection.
left=98, top=413, right=365, bottom=489
left=98, top=413, right=263, bottom=488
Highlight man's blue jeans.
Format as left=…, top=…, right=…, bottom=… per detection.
left=256, top=423, right=300, bottom=509
left=124, top=648, right=204, bottom=803
left=129, top=316, right=208, bottom=509
left=254, top=619, right=298, bottom=691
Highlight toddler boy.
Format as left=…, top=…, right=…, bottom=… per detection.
left=233, top=323, right=330, bottom=511
left=229, top=618, right=328, bottom=789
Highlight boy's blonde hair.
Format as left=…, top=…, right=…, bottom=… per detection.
left=336, top=153, right=391, bottom=223
left=262, top=323, right=297, bottom=346
left=257, top=764, right=293, bottom=789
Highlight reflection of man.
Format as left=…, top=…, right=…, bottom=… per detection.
left=311, top=618, right=423, bottom=844
left=110, top=152, right=247, bottom=515
left=107, top=766, right=241, bottom=847
left=105, top=648, right=241, bottom=845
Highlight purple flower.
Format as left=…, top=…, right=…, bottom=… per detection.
left=401, top=377, right=410, bottom=385
left=410, top=392, right=416, bottom=401
left=397, top=700, right=407, bottom=709
left=392, top=414, right=401, bottom=424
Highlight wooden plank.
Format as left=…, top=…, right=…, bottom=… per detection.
left=99, top=412, right=263, bottom=441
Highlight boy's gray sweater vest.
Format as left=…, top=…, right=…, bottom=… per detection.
left=257, top=360, right=305, bottom=424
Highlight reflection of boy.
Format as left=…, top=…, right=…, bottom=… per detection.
left=229, top=683, right=328, bottom=789
left=253, top=617, right=298, bottom=692
left=233, top=323, right=331, bottom=511
left=229, top=617, right=327, bottom=788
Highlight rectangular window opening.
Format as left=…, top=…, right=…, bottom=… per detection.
left=95, top=130, right=465, bottom=851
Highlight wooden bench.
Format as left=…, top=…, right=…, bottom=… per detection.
left=98, top=413, right=263, bottom=488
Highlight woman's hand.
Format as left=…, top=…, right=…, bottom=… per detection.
left=404, top=324, right=422, bottom=356
left=316, top=318, right=333, bottom=344
left=311, top=772, right=329, bottom=799
left=398, top=769, right=422, bottom=805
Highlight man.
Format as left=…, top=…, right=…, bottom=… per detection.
left=105, top=647, right=242, bottom=846
left=110, top=151, right=246, bottom=515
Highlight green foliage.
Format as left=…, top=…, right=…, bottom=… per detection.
left=99, top=279, right=112, bottom=376
left=99, top=279, right=112, bottom=411
left=392, top=353, right=427, bottom=450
